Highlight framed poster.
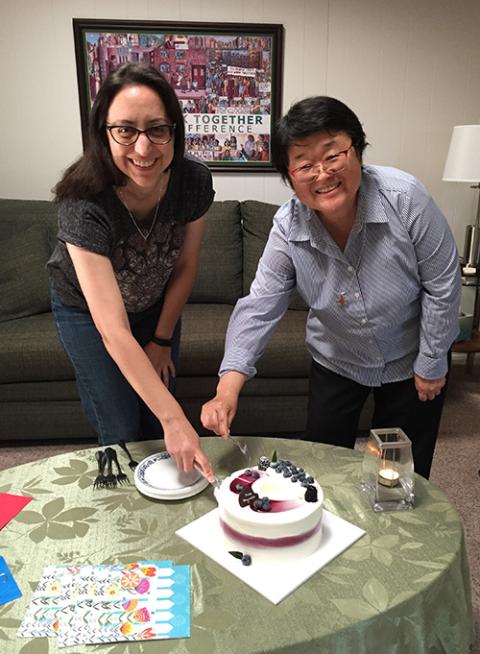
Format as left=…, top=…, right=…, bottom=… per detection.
left=73, top=19, right=284, bottom=172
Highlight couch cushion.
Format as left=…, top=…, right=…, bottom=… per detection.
left=241, top=200, right=307, bottom=310
left=0, top=198, right=56, bottom=218
left=0, top=224, right=52, bottom=322
left=178, top=303, right=233, bottom=375
left=0, top=312, right=74, bottom=383
left=189, top=201, right=242, bottom=304
left=256, top=308, right=310, bottom=377
left=0, top=200, right=58, bottom=250
left=241, top=200, right=277, bottom=295
left=179, top=303, right=310, bottom=378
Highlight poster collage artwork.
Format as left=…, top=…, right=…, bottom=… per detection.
left=84, top=30, right=276, bottom=165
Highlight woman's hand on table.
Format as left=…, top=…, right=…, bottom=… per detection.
left=163, top=417, right=214, bottom=482
left=414, top=374, right=446, bottom=401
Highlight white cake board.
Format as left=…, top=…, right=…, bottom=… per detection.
left=176, top=508, right=365, bottom=604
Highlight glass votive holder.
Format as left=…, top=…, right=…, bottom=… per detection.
left=360, top=428, right=415, bottom=512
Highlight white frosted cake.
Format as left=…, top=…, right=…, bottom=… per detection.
left=215, top=457, right=323, bottom=563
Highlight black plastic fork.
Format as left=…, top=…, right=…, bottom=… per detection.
left=103, top=448, right=117, bottom=488
left=93, top=450, right=107, bottom=489
left=106, top=447, right=129, bottom=485
left=118, top=440, right=139, bottom=470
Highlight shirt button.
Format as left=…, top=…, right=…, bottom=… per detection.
left=354, top=292, right=360, bottom=299
left=361, top=318, right=367, bottom=324
left=347, top=265, right=354, bottom=272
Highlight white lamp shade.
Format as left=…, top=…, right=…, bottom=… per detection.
left=443, top=125, right=480, bottom=182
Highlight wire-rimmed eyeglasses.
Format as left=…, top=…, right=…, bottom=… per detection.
left=290, top=144, right=354, bottom=183
left=106, top=123, right=176, bottom=146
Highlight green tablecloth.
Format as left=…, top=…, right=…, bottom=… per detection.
left=0, top=437, right=473, bottom=653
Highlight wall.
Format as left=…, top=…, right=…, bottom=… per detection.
left=1, top=0, right=480, bottom=247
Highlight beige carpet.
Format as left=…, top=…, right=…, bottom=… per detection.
left=0, top=358, right=478, bottom=650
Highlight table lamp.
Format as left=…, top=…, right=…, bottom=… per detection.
left=443, top=124, right=480, bottom=273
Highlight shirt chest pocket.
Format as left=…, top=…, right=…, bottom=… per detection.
left=290, top=244, right=331, bottom=309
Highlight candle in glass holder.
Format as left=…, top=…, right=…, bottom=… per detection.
left=378, top=467, right=400, bottom=488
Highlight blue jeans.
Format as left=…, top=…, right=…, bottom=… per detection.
left=51, top=288, right=181, bottom=445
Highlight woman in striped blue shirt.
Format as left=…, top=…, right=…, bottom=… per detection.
left=201, top=96, right=460, bottom=478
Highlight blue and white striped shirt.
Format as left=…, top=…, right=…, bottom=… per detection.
left=220, top=165, right=461, bottom=386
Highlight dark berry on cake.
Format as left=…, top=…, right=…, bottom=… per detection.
left=305, top=485, right=318, bottom=502
left=241, top=554, right=252, bottom=566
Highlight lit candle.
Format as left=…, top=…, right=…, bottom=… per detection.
left=378, top=467, right=400, bottom=488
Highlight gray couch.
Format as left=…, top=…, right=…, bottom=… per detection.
left=0, top=198, right=323, bottom=441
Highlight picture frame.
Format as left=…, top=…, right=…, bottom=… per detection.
left=73, top=18, right=284, bottom=172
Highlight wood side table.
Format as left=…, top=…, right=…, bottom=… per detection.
left=453, top=268, right=480, bottom=372
left=453, top=330, right=480, bottom=373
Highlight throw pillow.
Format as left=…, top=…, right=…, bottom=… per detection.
left=0, top=224, right=51, bottom=322
left=241, top=200, right=308, bottom=311
left=190, top=201, right=243, bottom=304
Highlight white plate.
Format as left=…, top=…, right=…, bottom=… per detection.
left=134, top=452, right=209, bottom=500
left=176, top=508, right=365, bottom=604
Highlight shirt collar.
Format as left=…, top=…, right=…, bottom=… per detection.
left=357, top=166, right=389, bottom=226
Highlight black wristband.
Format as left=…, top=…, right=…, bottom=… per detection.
left=151, top=335, right=173, bottom=347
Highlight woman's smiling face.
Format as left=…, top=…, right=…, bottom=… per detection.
left=288, top=130, right=362, bottom=222
left=106, top=84, right=174, bottom=192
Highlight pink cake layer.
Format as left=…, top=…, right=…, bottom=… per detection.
left=220, top=517, right=322, bottom=548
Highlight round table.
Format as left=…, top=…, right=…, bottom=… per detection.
left=0, top=437, right=473, bottom=653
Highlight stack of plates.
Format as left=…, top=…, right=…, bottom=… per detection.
left=134, top=451, right=209, bottom=500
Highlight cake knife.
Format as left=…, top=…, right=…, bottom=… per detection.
left=231, top=438, right=249, bottom=458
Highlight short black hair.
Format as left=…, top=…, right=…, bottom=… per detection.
left=54, top=63, right=184, bottom=200
left=271, top=96, right=368, bottom=186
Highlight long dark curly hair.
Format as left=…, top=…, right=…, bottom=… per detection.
left=53, top=63, right=185, bottom=201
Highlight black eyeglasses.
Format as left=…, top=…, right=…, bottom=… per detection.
left=106, top=123, right=176, bottom=146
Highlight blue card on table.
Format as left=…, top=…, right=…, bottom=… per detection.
left=0, top=556, right=21, bottom=606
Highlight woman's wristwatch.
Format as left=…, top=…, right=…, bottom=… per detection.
left=151, top=335, right=173, bottom=347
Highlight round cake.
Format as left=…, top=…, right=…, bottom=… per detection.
left=215, top=457, right=323, bottom=563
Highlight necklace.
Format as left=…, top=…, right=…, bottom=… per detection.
left=117, top=186, right=163, bottom=241
left=334, top=221, right=367, bottom=307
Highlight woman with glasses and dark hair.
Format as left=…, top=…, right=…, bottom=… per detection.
left=201, top=96, right=460, bottom=479
left=48, top=63, right=215, bottom=481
